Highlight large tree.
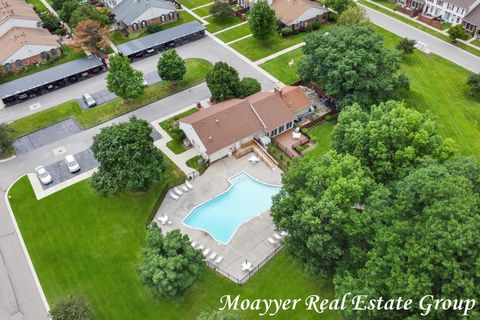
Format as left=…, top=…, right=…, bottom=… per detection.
left=0, top=123, right=13, bottom=154
left=106, top=54, right=145, bottom=103
left=240, top=77, right=261, bottom=97
left=72, top=19, right=111, bottom=54
left=332, top=100, right=454, bottom=183
left=210, top=2, right=234, bottom=22
left=157, top=49, right=186, bottom=83
left=337, top=5, right=369, bottom=26
left=50, top=295, right=94, bottom=320
left=139, top=224, right=204, bottom=298
left=206, top=62, right=241, bottom=102
left=91, top=117, right=166, bottom=195
left=335, top=158, right=480, bottom=319
left=59, top=0, right=79, bottom=25
left=69, top=4, right=109, bottom=28
left=298, top=26, right=405, bottom=109
left=249, top=1, right=277, bottom=43
left=271, top=151, right=377, bottom=277
left=325, top=0, right=354, bottom=14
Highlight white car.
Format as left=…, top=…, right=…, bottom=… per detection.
left=82, top=93, right=96, bottom=107
left=35, top=166, right=52, bottom=185
left=65, top=154, right=80, bottom=173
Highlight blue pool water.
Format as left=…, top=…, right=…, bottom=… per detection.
left=183, top=172, right=280, bottom=244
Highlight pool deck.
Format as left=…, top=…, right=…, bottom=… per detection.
left=154, top=155, right=283, bottom=283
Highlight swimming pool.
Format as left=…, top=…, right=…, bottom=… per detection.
left=183, top=172, right=280, bottom=244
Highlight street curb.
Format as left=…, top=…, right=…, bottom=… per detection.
left=4, top=176, right=50, bottom=316
left=0, top=154, right=16, bottom=163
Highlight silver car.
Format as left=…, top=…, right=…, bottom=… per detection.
left=35, top=166, right=52, bottom=185
left=82, top=93, right=96, bottom=107
left=65, top=154, right=80, bottom=173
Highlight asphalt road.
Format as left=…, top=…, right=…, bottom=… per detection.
left=0, top=35, right=278, bottom=320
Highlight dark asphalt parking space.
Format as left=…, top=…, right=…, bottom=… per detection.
left=41, top=149, right=99, bottom=190
left=13, top=119, right=82, bottom=154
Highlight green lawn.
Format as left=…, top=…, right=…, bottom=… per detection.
left=111, top=11, right=199, bottom=45
left=159, top=108, right=198, bottom=154
left=307, top=121, right=336, bottom=157
left=178, top=0, right=213, bottom=9
left=9, top=59, right=211, bottom=139
left=186, top=155, right=207, bottom=174
left=1, top=46, right=86, bottom=84
left=193, top=3, right=214, bottom=17
left=25, top=0, right=48, bottom=13
left=371, top=0, right=397, bottom=10
left=471, top=39, right=480, bottom=48
left=9, top=174, right=341, bottom=320
left=359, top=0, right=480, bottom=57
left=205, top=15, right=243, bottom=33
left=260, top=48, right=303, bottom=84
left=216, top=23, right=251, bottom=43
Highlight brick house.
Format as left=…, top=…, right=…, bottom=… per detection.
left=270, top=0, right=328, bottom=32
left=112, top=0, right=177, bottom=33
left=396, top=0, right=425, bottom=17
left=1, top=27, right=61, bottom=73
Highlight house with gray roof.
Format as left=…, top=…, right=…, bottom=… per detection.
left=421, top=0, right=479, bottom=26
left=111, top=0, right=177, bottom=33
left=463, top=3, right=480, bottom=37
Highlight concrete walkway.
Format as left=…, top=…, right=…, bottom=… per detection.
left=227, top=34, right=253, bottom=45
left=254, top=42, right=305, bottom=65
left=191, top=1, right=214, bottom=10
left=214, top=21, right=249, bottom=35
left=150, top=105, right=201, bottom=177
left=180, top=7, right=209, bottom=25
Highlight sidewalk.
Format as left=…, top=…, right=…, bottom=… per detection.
left=254, top=42, right=305, bottom=65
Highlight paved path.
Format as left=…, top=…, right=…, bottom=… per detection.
left=363, top=5, right=480, bottom=73
left=213, top=21, right=249, bottom=35
left=227, top=34, right=252, bottom=45
left=254, top=42, right=305, bottom=65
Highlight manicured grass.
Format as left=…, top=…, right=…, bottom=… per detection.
left=267, top=144, right=293, bottom=171
left=205, top=15, right=243, bottom=33
left=1, top=46, right=86, bottom=84
left=160, top=107, right=198, bottom=154
left=359, top=0, right=480, bottom=57
left=178, top=0, right=213, bottom=9
left=186, top=155, right=207, bottom=174
left=371, top=0, right=397, bottom=10
left=260, top=47, right=303, bottom=84
left=0, top=144, right=15, bottom=160
left=25, top=0, right=48, bottom=13
left=216, top=23, right=251, bottom=43
left=307, top=121, right=336, bottom=157
left=8, top=59, right=211, bottom=139
left=166, top=140, right=187, bottom=154
left=9, top=175, right=341, bottom=320
left=111, top=11, right=199, bottom=45
left=193, top=3, right=214, bottom=17
left=471, top=39, right=480, bottom=48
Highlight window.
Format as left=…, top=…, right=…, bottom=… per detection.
left=169, top=12, right=175, bottom=20
left=160, top=15, right=166, bottom=22
left=465, top=22, right=473, bottom=31
left=447, top=3, right=454, bottom=10
left=271, top=128, right=278, bottom=136
left=278, top=125, right=285, bottom=133
left=4, top=63, right=12, bottom=71
left=436, top=0, right=443, bottom=5
left=456, top=16, right=460, bottom=23
left=15, top=59, right=23, bottom=68
left=434, top=8, right=441, bottom=15
left=286, top=122, right=292, bottom=130
left=411, top=1, right=419, bottom=9
left=444, top=12, right=451, bottom=20
left=40, top=51, right=48, bottom=60
left=50, top=48, right=58, bottom=56
left=132, top=23, right=138, bottom=31
left=141, top=20, right=147, bottom=28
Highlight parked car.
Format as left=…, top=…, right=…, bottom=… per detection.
left=35, top=166, right=52, bottom=185
left=82, top=93, right=96, bottom=107
left=142, top=79, right=148, bottom=87
left=146, top=48, right=155, bottom=54
left=64, top=154, right=80, bottom=173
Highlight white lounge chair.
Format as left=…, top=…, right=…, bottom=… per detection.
left=198, top=245, right=204, bottom=250
left=169, top=192, right=179, bottom=200
left=203, top=248, right=210, bottom=256
left=185, top=180, right=193, bottom=189
left=181, top=185, right=189, bottom=192
left=268, top=237, right=276, bottom=245
left=273, top=233, right=282, bottom=240
left=174, top=187, right=183, bottom=196
left=280, top=230, right=289, bottom=237
left=214, top=256, right=223, bottom=264
left=167, top=220, right=172, bottom=225
left=191, top=242, right=197, bottom=248
left=209, top=252, right=217, bottom=260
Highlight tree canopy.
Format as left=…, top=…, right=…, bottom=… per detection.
left=240, top=77, right=261, bottom=97
left=337, top=5, right=369, bottom=26
left=206, top=62, right=241, bottom=102
left=325, top=0, right=354, bottom=14
left=210, top=2, right=234, bottom=21
left=332, top=100, right=454, bottom=183
left=50, top=295, right=94, bottom=320
left=396, top=37, right=416, bottom=55
left=72, top=19, right=111, bottom=54
left=0, top=123, right=13, bottom=153
left=298, top=26, right=405, bottom=109
left=157, top=49, right=186, bottom=83
left=249, top=1, right=277, bottom=42
left=139, top=224, right=204, bottom=298
left=59, top=0, right=78, bottom=25
left=467, top=73, right=480, bottom=96
left=69, top=4, right=109, bottom=28
left=448, top=24, right=465, bottom=42
left=106, top=54, right=145, bottom=102
left=91, top=117, right=166, bottom=195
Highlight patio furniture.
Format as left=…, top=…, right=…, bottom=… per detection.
left=203, top=248, right=210, bottom=256
left=157, top=214, right=169, bottom=225
left=209, top=252, right=217, bottom=260
left=185, top=180, right=194, bottom=189
left=241, top=261, right=253, bottom=271
left=167, top=220, right=172, bottom=225
left=214, top=255, right=223, bottom=264
left=174, top=187, right=183, bottom=196
left=198, top=245, right=204, bottom=250
left=169, top=192, right=179, bottom=200
left=280, top=230, right=289, bottom=237
left=191, top=242, right=197, bottom=248
left=267, top=237, right=276, bottom=245
left=273, top=233, right=282, bottom=240
left=181, top=185, right=189, bottom=192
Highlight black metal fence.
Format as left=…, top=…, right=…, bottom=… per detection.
left=205, top=245, right=284, bottom=285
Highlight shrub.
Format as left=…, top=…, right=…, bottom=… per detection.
left=328, top=12, right=338, bottom=22
left=325, top=114, right=334, bottom=122
left=171, top=127, right=186, bottom=142
left=147, top=24, right=163, bottom=34
left=311, top=21, right=321, bottom=30
left=240, top=77, right=261, bottom=97
left=281, top=27, right=292, bottom=37
left=305, top=24, right=313, bottom=32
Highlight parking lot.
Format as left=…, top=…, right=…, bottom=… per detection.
left=41, top=149, right=98, bottom=190
left=13, top=118, right=82, bottom=154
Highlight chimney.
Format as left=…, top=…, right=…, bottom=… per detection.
left=208, top=136, right=213, bottom=141
left=274, top=87, right=282, bottom=97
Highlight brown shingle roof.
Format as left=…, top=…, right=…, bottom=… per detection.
left=180, top=87, right=310, bottom=154
left=278, top=86, right=311, bottom=112
left=0, top=27, right=60, bottom=63
left=271, top=0, right=327, bottom=26
left=463, top=3, right=480, bottom=26
left=0, top=1, right=40, bottom=27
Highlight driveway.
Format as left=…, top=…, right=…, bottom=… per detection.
left=0, top=36, right=278, bottom=123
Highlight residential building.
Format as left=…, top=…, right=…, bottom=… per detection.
left=421, top=0, right=480, bottom=26
left=0, top=0, right=42, bottom=37
left=178, top=86, right=313, bottom=163
left=463, top=3, right=480, bottom=37
left=111, top=0, right=177, bottom=33
left=0, top=27, right=61, bottom=73
left=396, top=0, right=425, bottom=17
